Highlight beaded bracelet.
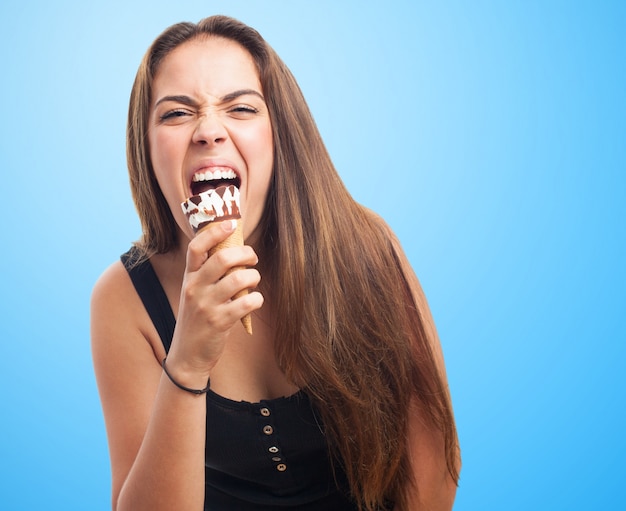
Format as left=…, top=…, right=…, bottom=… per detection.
left=161, top=357, right=210, bottom=395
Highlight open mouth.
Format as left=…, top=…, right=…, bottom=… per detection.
left=191, top=167, right=241, bottom=196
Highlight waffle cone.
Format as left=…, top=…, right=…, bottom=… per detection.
left=203, top=219, right=252, bottom=335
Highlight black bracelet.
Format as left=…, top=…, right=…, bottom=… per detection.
left=161, top=357, right=210, bottom=395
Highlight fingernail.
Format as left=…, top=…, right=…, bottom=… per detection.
left=222, top=219, right=237, bottom=232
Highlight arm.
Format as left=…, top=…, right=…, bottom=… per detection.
left=91, top=268, right=208, bottom=510
left=402, top=401, right=459, bottom=510
left=394, top=237, right=460, bottom=509
left=91, top=222, right=263, bottom=510
left=369, top=211, right=460, bottom=510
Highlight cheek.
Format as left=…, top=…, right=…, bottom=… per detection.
left=248, top=134, right=273, bottom=194
left=149, top=131, right=185, bottom=194
left=149, top=131, right=174, bottom=173
left=236, top=118, right=273, bottom=159
left=147, top=131, right=188, bottom=227
left=247, top=125, right=274, bottom=174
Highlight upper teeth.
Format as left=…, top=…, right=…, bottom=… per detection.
left=192, top=168, right=237, bottom=182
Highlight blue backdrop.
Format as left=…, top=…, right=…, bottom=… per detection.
left=1, top=1, right=624, bottom=509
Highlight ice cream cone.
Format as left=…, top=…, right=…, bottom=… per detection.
left=204, top=219, right=252, bottom=335
left=181, top=185, right=253, bottom=335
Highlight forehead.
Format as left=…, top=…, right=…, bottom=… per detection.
left=153, top=37, right=261, bottom=98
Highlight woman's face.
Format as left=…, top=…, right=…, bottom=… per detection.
left=148, top=36, right=273, bottom=245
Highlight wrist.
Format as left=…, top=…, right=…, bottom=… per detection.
left=161, top=357, right=211, bottom=395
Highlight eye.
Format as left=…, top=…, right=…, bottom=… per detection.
left=159, top=109, right=192, bottom=122
left=228, top=104, right=259, bottom=118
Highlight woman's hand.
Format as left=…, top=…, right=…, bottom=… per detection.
left=166, top=220, right=263, bottom=386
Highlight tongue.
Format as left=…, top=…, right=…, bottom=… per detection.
left=192, top=179, right=238, bottom=196
left=192, top=181, right=218, bottom=196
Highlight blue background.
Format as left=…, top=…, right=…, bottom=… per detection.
left=1, top=1, right=624, bottom=509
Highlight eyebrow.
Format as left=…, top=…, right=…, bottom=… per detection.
left=222, top=89, right=265, bottom=103
left=154, top=89, right=265, bottom=108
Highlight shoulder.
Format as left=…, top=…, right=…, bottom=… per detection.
left=360, top=206, right=400, bottom=241
left=361, top=206, right=447, bottom=366
left=360, top=206, right=407, bottom=263
left=91, top=257, right=165, bottom=362
left=92, top=258, right=129, bottom=299
left=91, top=258, right=136, bottom=322
left=360, top=205, right=387, bottom=227
left=91, top=259, right=137, bottom=346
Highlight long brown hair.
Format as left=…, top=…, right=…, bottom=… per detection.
left=127, top=15, right=459, bottom=510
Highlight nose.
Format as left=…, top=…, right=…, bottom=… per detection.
left=192, top=113, right=228, bottom=146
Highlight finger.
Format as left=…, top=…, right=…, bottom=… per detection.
left=205, top=245, right=259, bottom=275
left=212, top=290, right=264, bottom=330
left=186, top=220, right=237, bottom=272
left=232, top=289, right=264, bottom=319
left=211, top=267, right=262, bottom=303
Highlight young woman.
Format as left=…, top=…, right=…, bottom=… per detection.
left=91, top=15, right=460, bottom=511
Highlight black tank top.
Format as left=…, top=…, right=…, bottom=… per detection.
left=121, top=248, right=358, bottom=510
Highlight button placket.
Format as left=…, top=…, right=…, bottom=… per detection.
left=258, top=404, right=288, bottom=473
